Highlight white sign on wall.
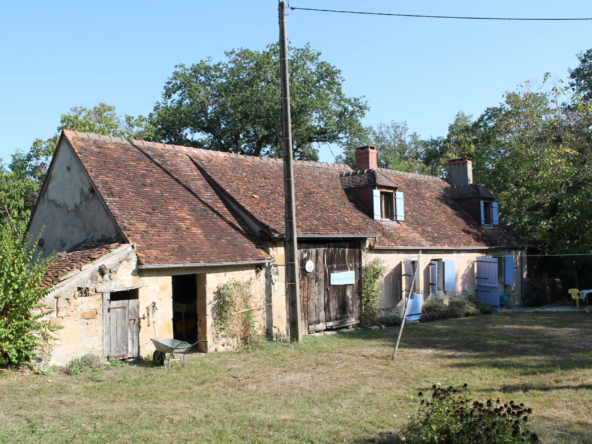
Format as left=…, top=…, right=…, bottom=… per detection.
left=330, top=271, right=356, bottom=286
left=305, top=260, right=315, bottom=273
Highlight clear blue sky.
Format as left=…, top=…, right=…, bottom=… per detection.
left=1, top=0, right=591, bottom=164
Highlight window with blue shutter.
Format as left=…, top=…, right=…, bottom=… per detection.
left=372, top=189, right=381, bottom=220
left=504, top=255, right=514, bottom=285
left=444, top=260, right=456, bottom=292
left=492, top=202, right=499, bottom=226
left=429, top=260, right=438, bottom=294
left=395, top=192, right=404, bottom=221
left=480, top=201, right=485, bottom=224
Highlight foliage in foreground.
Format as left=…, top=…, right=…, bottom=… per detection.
left=422, top=297, right=493, bottom=323
left=360, top=255, right=386, bottom=326
left=212, top=278, right=259, bottom=347
left=0, top=224, right=55, bottom=366
left=66, top=353, right=105, bottom=375
left=405, top=384, right=539, bottom=444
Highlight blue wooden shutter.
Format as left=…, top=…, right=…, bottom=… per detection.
left=395, top=192, right=404, bottom=221
left=444, top=260, right=456, bottom=292
left=480, top=201, right=485, bottom=224
left=373, top=190, right=381, bottom=220
left=504, top=255, right=514, bottom=285
left=492, top=202, right=499, bottom=225
left=429, top=261, right=438, bottom=294
left=402, top=260, right=414, bottom=298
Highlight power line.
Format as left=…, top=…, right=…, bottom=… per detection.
left=290, top=6, right=592, bottom=21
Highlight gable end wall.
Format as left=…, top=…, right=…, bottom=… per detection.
left=28, top=139, right=125, bottom=256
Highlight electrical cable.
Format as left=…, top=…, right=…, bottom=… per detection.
left=290, top=6, right=592, bottom=21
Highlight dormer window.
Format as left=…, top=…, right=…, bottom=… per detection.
left=373, top=190, right=404, bottom=222
left=480, top=201, right=498, bottom=226
left=381, top=191, right=394, bottom=220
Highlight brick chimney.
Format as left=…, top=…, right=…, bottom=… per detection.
left=355, top=145, right=377, bottom=170
left=446, top=158, right=473, bottom=186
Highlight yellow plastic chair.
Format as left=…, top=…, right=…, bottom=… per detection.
left=568, top=288, right=581, bottom=308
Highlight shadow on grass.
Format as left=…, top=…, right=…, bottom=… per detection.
left=330, top=312, right=592, bottom=376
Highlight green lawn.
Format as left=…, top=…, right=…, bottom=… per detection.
left=1, top=312, right=591, bottom=443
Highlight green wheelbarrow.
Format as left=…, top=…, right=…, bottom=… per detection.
left=150, top=338, right=206, bottom=370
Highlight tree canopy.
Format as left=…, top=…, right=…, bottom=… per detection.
left=149, top=44, right=368, bottom=161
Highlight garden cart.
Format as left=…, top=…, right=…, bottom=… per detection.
left=150, top=338, right=206, bottom=370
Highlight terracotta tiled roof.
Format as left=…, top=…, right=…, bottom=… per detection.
left=372, top=169, right=525, bottom=248
left=62, top=130, right=270, bottom=266
left=339, top=170, right=399, bottom=189
left=42, top=240, right=123, bottom=287
left=61, top=130, right=525, bottom=253
left=444, top=184, right=495, bottom=200
left=189, top=152, right=382, bottom=237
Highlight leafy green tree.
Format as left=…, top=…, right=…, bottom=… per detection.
left=422, top=112, right=475, bottom=177
left=569, top=48, right=592, bottom=102
left=10, top=103, right=153, bottom=184
left=0, top=170, right=39, bottom=227
left=340, top=121, right=433, bottom=174
left=149, top=44, right=368, bottom=160
left=0, top=223, right=55, bottom=366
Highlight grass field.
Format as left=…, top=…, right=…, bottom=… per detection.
left=0, top=312, right=591, bottom=443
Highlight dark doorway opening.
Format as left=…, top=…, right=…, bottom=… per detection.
left=172, top=274, right=198, bottom=342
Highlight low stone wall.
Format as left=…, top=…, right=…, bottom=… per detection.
left=40, top=246, right=139, bottom=366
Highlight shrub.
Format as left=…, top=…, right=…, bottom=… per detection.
left=422, top=301, right=452, bottom=322
left=449, top=298, right=478, bottom=317
left=0, top=224, right=55, bottom=366
left=379, top=314, right=402, bottom=327
left=405, top=384, right=539, bottom=443
left=422, top=298, right=494, bottom=322
left=468, top=295, right=495, bottom=315
left=360, top=253, right=386, bottom=326
left=212, top=279, right=259, bottom=347
left=66, top=354, right=105, bottom=375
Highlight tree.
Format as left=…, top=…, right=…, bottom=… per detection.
left=422, top=112, right=476, bottom=177
left=569, top=48, right=592, bottom=102
left=149, top=44, right=369, bottom=161
left=340, top=121, right=432, bottom=174
left=10, top=103, right=153, bottom=184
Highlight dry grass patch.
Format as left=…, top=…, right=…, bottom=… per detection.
left=0, top=312, right=591, bottom=443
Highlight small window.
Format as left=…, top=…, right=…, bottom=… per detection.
left=380, top=191, right=394, bottom=220
left=483, top=202, right=493, bottom=225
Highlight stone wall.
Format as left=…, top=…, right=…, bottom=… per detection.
left=41, top=246, right=139, bottom=366
left=139, top=263, right=270, bottom=355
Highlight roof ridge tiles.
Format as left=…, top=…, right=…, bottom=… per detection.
left=64, top=129, right=353, bottom=170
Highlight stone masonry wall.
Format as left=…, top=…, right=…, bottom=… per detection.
left=40, top=246, right=139, bottom=366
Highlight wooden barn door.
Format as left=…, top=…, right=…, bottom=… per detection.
left=298, top=242, right=361, bottom=333
left=103, top=290, right=140, bottom=359
left=476, top=257, right=500, bottom=312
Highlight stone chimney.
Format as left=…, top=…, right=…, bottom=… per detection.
left=355, top=145, right=378, bottom=170
left=446, top=158, right=473, bottom=186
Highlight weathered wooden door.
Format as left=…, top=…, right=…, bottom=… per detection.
left=476, top=257, right=500, bottom=312
left=103, top=295, right=140, bottom=358
left=298, top=242, right=361, bottom=333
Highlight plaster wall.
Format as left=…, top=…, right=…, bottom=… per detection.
left=368, top=250, right=517, bottom=317
left=28, top=139, right=123, bottom=256
left=39, top=246, right=140, bottom=366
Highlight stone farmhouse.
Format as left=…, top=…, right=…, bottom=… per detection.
left=29, top=130, right=527, bottom=365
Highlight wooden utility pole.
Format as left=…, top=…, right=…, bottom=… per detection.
left=279, top=1, right=302, bottom=342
